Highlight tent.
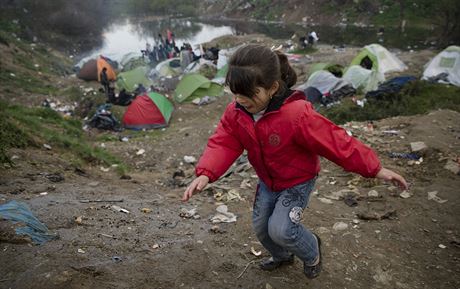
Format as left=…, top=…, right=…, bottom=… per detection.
left=422, top=46, right=460, bottom=87
left=300, top=70, right=351, bottom=95
left=174, top=73, right=223, bottom=103
left=122, top=92, right=173, bottom=130
left=343, top=65, right=385, bottom=93
left=350, top=44, right=407, bottom=75
left=116, top=66, right=153, bottom=92
left=309, top=63, right=344, bottom=77
left=77, top=56, right=117, bottom=81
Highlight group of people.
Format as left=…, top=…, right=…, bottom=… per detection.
left=141, top=30, right=181, bottom=64
left=299, top=31, right=319, bottom=49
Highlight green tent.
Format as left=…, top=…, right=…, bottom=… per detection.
left=174, top=73, right=223, bottom=103
left=116, top=66, right=153, bottom=91
left=350, top=44, right=407, bottom=75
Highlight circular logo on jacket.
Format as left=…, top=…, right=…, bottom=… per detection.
left=268, top=133, right=281, bottom=146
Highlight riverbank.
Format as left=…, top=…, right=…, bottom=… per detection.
left=1, top=26, right=460, bottom=289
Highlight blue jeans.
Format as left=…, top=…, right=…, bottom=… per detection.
left=252, top=179, right=318, bottom=265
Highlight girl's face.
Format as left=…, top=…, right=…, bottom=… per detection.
left=234, top=82, right=279, bottom=114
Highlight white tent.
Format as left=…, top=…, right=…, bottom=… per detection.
left=343, top=65, right=385, bottom=93
left=422, top=46, right=460, bottom=87
left=297, top=70, right=351, bottom=95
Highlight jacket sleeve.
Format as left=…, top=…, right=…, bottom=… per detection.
left=295, top=103, right=381, bottom=178
left=195, top=105, right=244, bottom=182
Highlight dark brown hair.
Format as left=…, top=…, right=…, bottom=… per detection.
left=225, top=44, right=297, bottom=98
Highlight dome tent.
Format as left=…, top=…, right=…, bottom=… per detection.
left=174, top=73, right=223, bottom=103
left=77, top=56, right=117, bottom=82
left=350, top=44, right=407, bottom=75
left=116, top=66, right=153, bottom=92
left=422, top=46, right=460, bottom=87
left=122, top=92, right=173, bottom=130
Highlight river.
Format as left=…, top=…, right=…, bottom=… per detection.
left=76, top=17, right=435, bottom=65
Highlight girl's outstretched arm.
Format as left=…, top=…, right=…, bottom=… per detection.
left=375, top=167, right=408, bottom=190
left=182, top=175, right=209, bottom=202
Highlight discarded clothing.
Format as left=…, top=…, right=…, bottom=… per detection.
left=0, top=200, right=58, bottom=244
left=366, top=76, right=416, bottom=100
left=88, top=104, right=120, bottom=131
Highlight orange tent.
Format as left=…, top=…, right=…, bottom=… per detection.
left=97, top=57, right=116, bottom=82
left=77, top=56, right=116, bottom=82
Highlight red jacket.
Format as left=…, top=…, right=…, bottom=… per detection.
left=196, top=90, right=381, bottom=192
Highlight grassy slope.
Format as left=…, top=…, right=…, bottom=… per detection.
left=0, top=20, right=126, bottom=173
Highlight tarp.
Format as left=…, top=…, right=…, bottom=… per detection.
left=0, top=200, right=58, bottom=244
left=422, top=46, right=460, bottom=87
left=116, top=66, right=153, bottom=92
left=351, top=44, right=407, bottom=75
left=174, top=73, right=223, bottom=103
left=343, top=65, right=385, bottom=93
left=122, top=92, right=173, bottom=130
left=155, top=58, right=182, bottom=77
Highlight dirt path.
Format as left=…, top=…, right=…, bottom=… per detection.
left=1, top=90, right=459, bottom=288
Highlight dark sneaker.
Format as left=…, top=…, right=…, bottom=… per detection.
left=304, top=233, right=322, bottom=279
left=259, top=254, right=295, bottom=271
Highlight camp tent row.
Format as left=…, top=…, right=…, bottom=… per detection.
left=303, top=44, right=460, bottom=103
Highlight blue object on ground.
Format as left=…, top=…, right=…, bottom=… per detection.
left=0, top=200, right=58, bottom=245
left=388, top=152, right=421, bottom=160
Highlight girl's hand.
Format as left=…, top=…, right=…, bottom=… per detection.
left=376, top=167, right=409, bottom=190
left=182, top=175, right=209, bottom=202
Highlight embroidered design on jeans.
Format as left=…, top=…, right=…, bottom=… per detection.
left=282, top=193, right=301, bottom=207
left=289, top=207, right=303, bottom=224
left=268, top=133, right=280, bottom=146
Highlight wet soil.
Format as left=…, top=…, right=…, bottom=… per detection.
left=0, top=42, right=459, bottom=289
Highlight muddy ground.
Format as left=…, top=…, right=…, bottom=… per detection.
left=1, top=43, right=460, bottom=289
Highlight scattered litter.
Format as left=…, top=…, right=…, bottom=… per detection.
left=152, top=244, right=160, bottom=249
left=100, top=167, right=110, bottom=172
left=77, top=248, right=85, bottom=254
left=352, top=219, right=360, bottom=224
left=332, top=222, right=348, bottom=231
left=39, top=192, right=48, bottom=196
left=141, top=208, right=152, bottom=213
left=214, top=189, right=243, bottom=202
left=382, top=130, right=400, bottom=135
left=250, top=246, right=262, bottom=256
left=317, top=197, right=333, bottom=204
left=438, top=244, right=446, bottom=249
left=368, top=190, right=379, bottom=197
left=183, top=155, right=197, bottom=164
left=209, top=225, right=226, bottom=234
left=324, top=189, right=357, bottom=200
left=79, top=199, right=123, bottom=203
left=0, top=200, right=58, bottom=244
left=399, top=191, right=412, bottom=199
left=98, top=233, right=114, bottom=239
left=427, top=191, right=447, bottom=204
left=120, top=136, right=129, bottom=142
left=112, top=256, right=122, bottom=262
left=75, top=216, right=83, bottom=225
left=210, top=205, right=237, bottom=223
left=444, top=160, right=460, bottom=175
left=179, top=208, right=200, bottom=219
left=344, top=195, right=358, bottom=207
left=111, top=205, right=130, bottom=214
left=357, top=210, right=396, bottom=221
left=410, top=141, right=427, bottom=152
left=388, top=152, right=420, bottom=160
left=43, top=144, right=52, bottom=150
left=136, top=149, right=145, bottom=155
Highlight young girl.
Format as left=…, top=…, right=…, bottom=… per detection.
left=182, top=44, right=408, bottom=279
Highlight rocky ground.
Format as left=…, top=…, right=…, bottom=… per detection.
left=0, top=39, right=459, bottom=289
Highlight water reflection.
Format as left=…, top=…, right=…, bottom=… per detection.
left=77, top=18, right=234, bottom=64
